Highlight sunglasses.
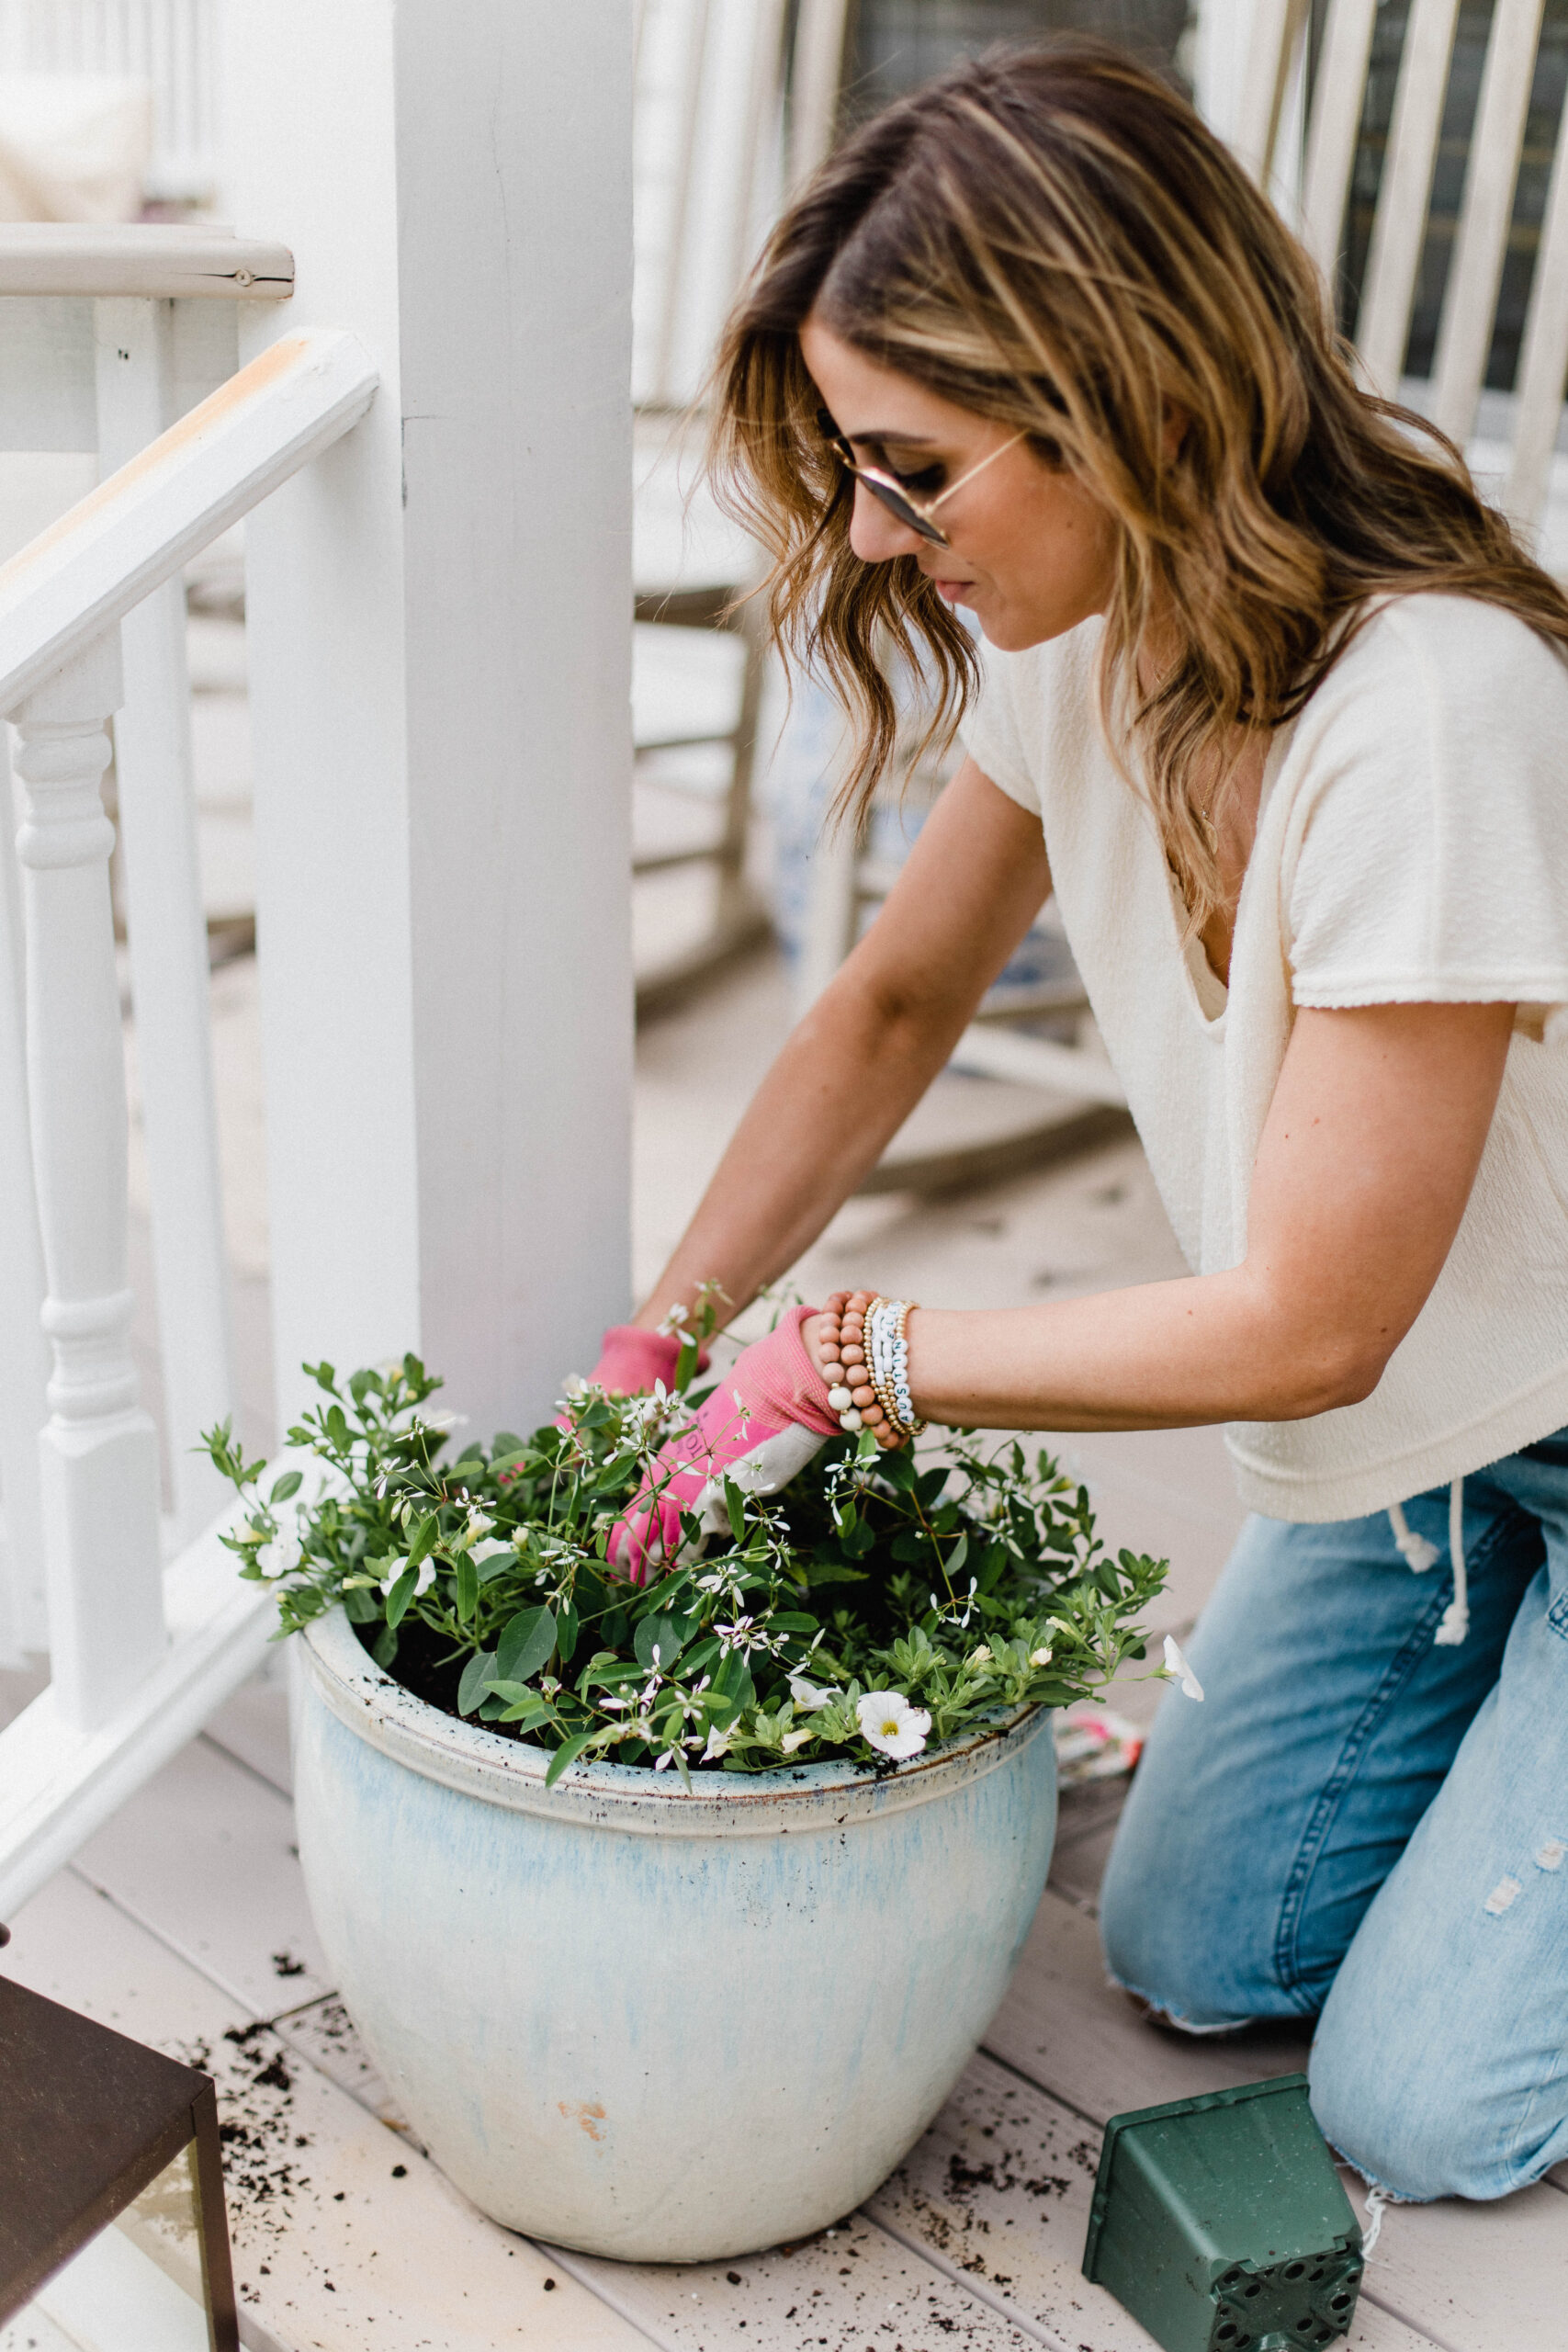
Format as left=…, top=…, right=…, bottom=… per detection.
left=816, top=406, right=1026, bottom=548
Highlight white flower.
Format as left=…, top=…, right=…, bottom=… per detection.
left=856, top=1690, right=932, bottom=1761
left=462, top=1508, right=495, bottom=1544
left=788, top=1675, right=835, bottom=1711
left=378, top=1555, right=436, bottom=1599
left=702, top=1726, right=732, bottom=1762
left=656, top=1303, right=690, bottom=1335
left=255, top=1526, right=302, bottom=1578
left=422, top=1410, right=468, bottom=1431
left=1029, top=1646, right=1054, bottom=1668
left=653, top=1748, right=676, bottom=1771
left=1163, top=1634, right=1204, bottom=1702
left=781, top=1727, right=813, bottom=1753
left=469, top=1536, right=514, bottom=1566
left=969, top=1645, right=992, bottom=1667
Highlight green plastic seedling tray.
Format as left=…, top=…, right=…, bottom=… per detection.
left=1082, top=2074, right=1363, bottom=2352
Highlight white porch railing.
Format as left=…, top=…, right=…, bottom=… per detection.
left=0, top=0, right=218, bottom=202
left=0, top=238, right=376, bottom=1913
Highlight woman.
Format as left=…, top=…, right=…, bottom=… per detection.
left=592, top=43, right=1568, bottom=2204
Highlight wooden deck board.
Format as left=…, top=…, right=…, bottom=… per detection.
left=868, top=2047, right=1438, bottom=2351
left=68, top=1726, right=330, bottom=2014
left=548, top=2211, right=1044, bottom=2352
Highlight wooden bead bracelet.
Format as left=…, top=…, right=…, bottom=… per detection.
left=818, top=1289, right=924, bottom=1449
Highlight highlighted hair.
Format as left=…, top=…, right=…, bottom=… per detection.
left=708, top=40, right=1568, bottom=932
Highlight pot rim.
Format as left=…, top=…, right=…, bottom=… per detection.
left=299, top=1606, right=1051, bottom=1837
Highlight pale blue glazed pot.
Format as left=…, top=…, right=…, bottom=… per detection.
left=295, top=1607, right=1058, bottom=2261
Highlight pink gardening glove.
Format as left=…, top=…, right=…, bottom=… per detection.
left=608, top=1306, right=840, bottom=1583
left=557, top=1323, right=714, bottom=1430
left=587, top=1325, right=696, bottom=1396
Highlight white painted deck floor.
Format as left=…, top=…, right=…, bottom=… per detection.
left=5, top=951, right=1566, bottom=2350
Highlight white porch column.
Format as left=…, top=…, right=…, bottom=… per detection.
left=222, top=0, right=635, bottom=1440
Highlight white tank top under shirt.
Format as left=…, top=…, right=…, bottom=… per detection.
left=958, top=592, right=1568, bottom=1535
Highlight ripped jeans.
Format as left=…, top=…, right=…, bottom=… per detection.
left=1100, top=1428, right=1568, bottom=2202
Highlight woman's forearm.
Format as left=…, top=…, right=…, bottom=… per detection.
left=637, top=965, right=969, bottom=1333
left=635, top=763, right=1055, bottom=1338
left=889, top=1268, right=1374, bottom=1433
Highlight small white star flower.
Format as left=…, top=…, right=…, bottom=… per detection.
left=1163, top=1634, right=1204, bottom=1702
left=702, top=1726, right=732, bottom=1762
left=856, top=1690, right=932, bottom=1761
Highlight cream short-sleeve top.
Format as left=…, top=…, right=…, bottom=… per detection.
left=959, top=593, right=1568, bottom=1521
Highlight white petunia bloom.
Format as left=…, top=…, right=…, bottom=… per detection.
left=256, top=1526, right=302, bottom=1578
left=780, top=1727, right=813, bottom=1753
left=788, top=1675, right=835, bottom=1712
left=469, top=1536, right=515, bottom=1566
left=702, top=1726, right=732, bottom=1762
left=378, top=1555, right=437, bottom=1600
left=463, top=1508, right=495, bottom=1544
left=968, top=1645, right=992, bottom=1667
left=856, top=1690, right=932, bottom=1761
left=1163, top=1634, right=1204, bottom=1702
left=1029, top=1646, right=1054, bottom=1668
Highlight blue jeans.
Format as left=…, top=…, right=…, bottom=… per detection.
left=1100, top=1430, right=1568, bottom=2201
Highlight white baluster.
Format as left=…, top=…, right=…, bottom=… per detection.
left=10, top=628, right=165, bottom=1729
left=0, top=720, right=51, bottom=1663
left=95, top=292, right=236, bottom=1546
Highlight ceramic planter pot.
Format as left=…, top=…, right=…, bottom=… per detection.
left=294, top=1607, right=1058, bottom=2262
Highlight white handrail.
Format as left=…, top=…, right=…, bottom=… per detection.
left=0, top=329, right=376, bottom=710
left=0, top=324, right=377, bottom=1906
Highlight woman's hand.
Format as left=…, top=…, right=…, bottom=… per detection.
left=608, top=1308, right=842, bottom=1583
left=579, top=1324, right=705, bottom=1398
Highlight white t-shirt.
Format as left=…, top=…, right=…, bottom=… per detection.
left=959, top=593, right=1568, bottom=1521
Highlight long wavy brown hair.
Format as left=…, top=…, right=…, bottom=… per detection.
left=708, top=39, right=1568, bottom=931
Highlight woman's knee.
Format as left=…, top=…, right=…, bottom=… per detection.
left=1100, top=1781, right=1270, bottom=2029
left=1310, top=1969, right=1568, bottom=2201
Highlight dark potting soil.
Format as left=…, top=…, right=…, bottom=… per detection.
left=353, top=1614, right=547, bottom=1750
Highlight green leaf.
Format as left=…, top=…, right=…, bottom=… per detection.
left=343, top=1584, right=380, bottom=1625
left=406, top=1513, right=439, bottom=1569
left=496, top=1605, right=557, bottom=1683
left=555, top=1599, right=580, bottom=1667
left=635, top=1612, right=688, bottom=1672
left=370, top=1621, right=399, bottom=1668
left=269, top=1470, right=303, bottom=1504
left=457, top=1650, right=496, bottom=1715
left=724, top=1476, right=746, bottom=1545
left=946, top=1532, right=969, bottom=1580
left=454, top=1554, right=479, bottom=1623
left=498, top=1698, right=556, bottom=1730
left=545, top=1728, right=597, bottom=1787
left=383, top=1566, right=418, bottom=1628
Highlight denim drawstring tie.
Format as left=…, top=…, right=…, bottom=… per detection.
left=1388, top=1479, right=1469, bottom=1645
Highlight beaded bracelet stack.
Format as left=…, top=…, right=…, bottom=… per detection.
left=818, top=1289, right=927, bottom=1450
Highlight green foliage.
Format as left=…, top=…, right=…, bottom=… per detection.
left=203, top=1351, right=1168, bottom=1782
